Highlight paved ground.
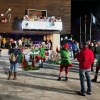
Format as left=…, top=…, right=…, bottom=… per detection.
left=0, top=49, right=100, bottom=100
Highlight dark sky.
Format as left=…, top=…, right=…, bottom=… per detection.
left=71, top=0, right=100, bottom=41
left=71, top=0, right=100, bottom=21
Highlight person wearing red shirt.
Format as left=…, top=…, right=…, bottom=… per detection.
left=77, top=42, right=94, bottom=96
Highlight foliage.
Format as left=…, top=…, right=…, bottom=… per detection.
left=46, top=51, right=61, bottom=65
left=24, top=65, right=40, bottom=71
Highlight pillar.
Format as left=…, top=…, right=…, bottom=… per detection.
left=52, top=33, right=60, bottom=51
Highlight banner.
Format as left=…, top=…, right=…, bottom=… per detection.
left=22, top=21, right=62, bottom=31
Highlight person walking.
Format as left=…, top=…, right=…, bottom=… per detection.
left=76, top=42, right=94, bottom=96
left=8, top=43, right=21, bottom=80
left=56, top=43, right=72, bottom=81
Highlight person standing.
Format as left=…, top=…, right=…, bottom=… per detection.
left=38, top=44, right=46, bottom=67
left=18, top=45, right=23, bottom=68
left=88, top=42, right=95, bottom=71
left=2, top=38, right=6, bottom=48
left=56, top=43, right=72, bottom=81
left=76, top=42, right=94, bottom=96
left=92, top=41, right=100, bottom=82
left=49, top=40, right=52, bottom=50
left=72, top=41, right=79, bottom=59
left=18, top=39, right=22, bottom=46
left=46, top=40, right=51, bottom=50
left=8, top=43, right=21, bottom=80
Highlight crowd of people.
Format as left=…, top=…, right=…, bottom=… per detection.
left=23, top=14, right=62, bottom=22
left=7, top=38, right=53, bottom=78
left=56, top=40, right=100, bottom=96
left=0, top=36, right=32, bottom=49
left=0, top=36, right=52, bottom=50
left=0, top=36, right=100, bottom=97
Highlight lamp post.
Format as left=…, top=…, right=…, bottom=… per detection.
left=80, top=17, right=81, bottom=44
left=90, top=13, right=92, bottom=41
left=85, top=15, right=87, bottom=43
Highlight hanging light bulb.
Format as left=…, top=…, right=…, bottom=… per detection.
left=61, top=38, right=63, bottom=41
left=5, top=8, right=11, bottom=15
left=1, top=14, right=4, bottom=16
left=8, top=8, right=11, bottom=11
left=65, top=36, right=68, bottom=39
left=0, top=8, right=12, bottom=23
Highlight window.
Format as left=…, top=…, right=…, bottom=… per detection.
left=27, top=9, right=47, bottom=18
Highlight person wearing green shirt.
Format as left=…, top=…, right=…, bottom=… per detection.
left=18, top=46, right=23, bottom=67
left=30, top=45, right=37, bottom=57
left=30, top=45, right=39, bottom=66
left=38, top=44, right=46, bottom=67
left=92, top=42, right=100, bottom=82
left=56, top=43, right=72, bottom=81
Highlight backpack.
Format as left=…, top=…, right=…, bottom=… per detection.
left=9, top=53, right=18, bottom=62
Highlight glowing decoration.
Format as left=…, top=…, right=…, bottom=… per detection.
left=61, top=38, right=63, bottom=41
left=0, top=8, right=11, bottom=23
left=65, top=36, right=68, bottom=39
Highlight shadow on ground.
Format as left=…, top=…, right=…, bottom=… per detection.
left=0, top=94, right=29, bottom=100
left=0, top=78, right=78, bottom=95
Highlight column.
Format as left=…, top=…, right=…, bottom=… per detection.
left=52, top=33, right=60, bottom=51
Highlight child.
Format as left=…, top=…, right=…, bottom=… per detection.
left=38, top=44, right=46, bottom=67
left=56, top=43, right=72, bottom=81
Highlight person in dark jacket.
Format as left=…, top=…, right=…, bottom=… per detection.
left=88, top=42, right=95, bottom=71
left=92, top=41, right=100, bottom=82
left=76, top=42, right=94, bottom=96
left=8, top=43, right=21, bottom=80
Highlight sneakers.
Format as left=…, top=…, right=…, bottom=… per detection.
left=57, top=77, right=68, bottom=81
left=58, top=77, right=61, bottom=81
left=91, top=69, right=94, bottom=72
left=77, top=91, right=92, bottom=96
left=91, top=78, right=97, bottom=82
left=77, top=91, right=86, bottom=96
left=65, top=77, right=68, bottom=81
left=86, top=91, right=91, bottom=95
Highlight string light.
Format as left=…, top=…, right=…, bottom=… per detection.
left=0, top=8, right=11, bottom=23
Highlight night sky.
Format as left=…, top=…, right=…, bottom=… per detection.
left=71, top=0, right=100, bottom=42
